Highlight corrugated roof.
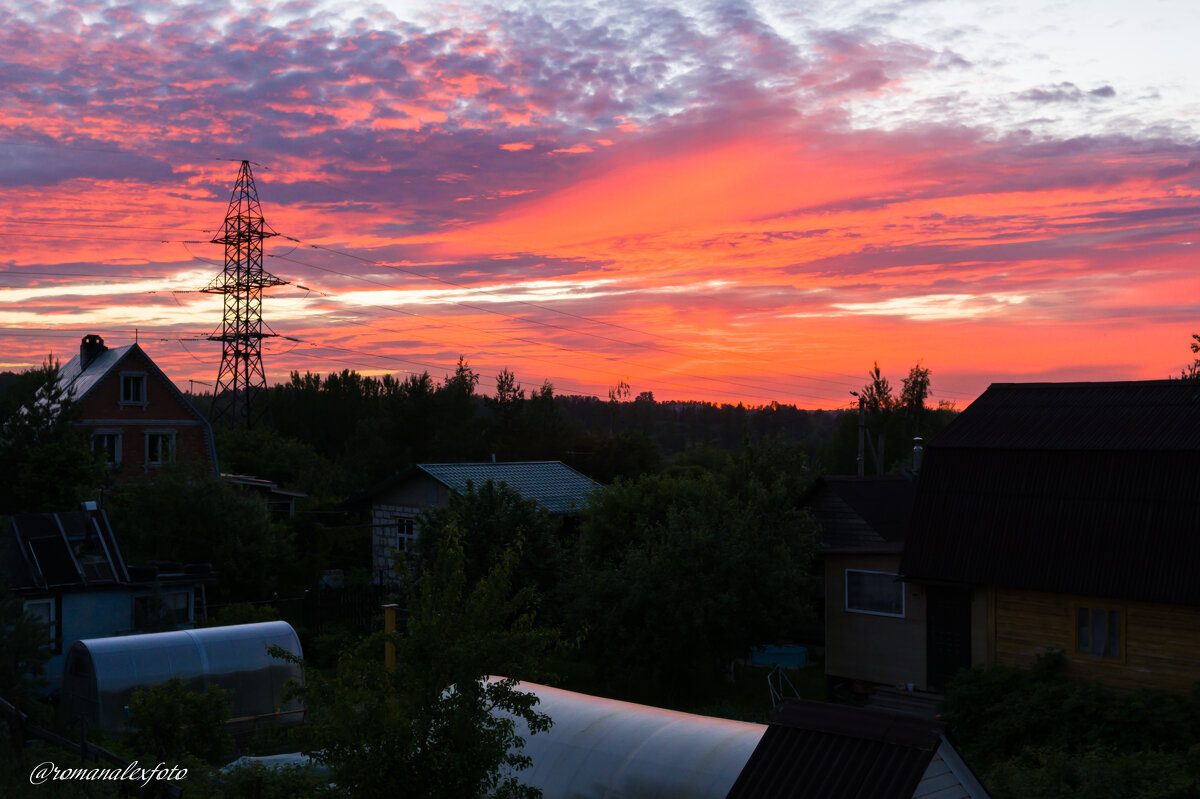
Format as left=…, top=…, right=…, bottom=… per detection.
left=417, top=461, right=597, bottom=514
left=726, top=700, right=944, bottom=799
left=59, top=344, right=137, bottom=402
left=808, top=476, right=915, bottom=548
left=929, top=380, right=1200, bottom=450
left=903, top=381, right=1200, bottom=605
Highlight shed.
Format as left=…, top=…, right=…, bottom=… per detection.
left=59, top=621, right=303, bottom=732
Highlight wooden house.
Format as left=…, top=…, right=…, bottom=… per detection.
left=807, top=476, right=926, bottom=690
left=59, top=334, right=218, bottom=481
left=901, top=380, right=1200, bottom=693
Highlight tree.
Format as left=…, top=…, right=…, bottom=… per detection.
left=122, top=677, right=233, bottom=766
left=0, top=356, right=101, bottom=512
left=104, top=470, right=296, bottom=602
left=414, top=481, right=567, bottom=624
left=567, top=442, right=817, bottom=702
left=825, top=361, right=953, bottom=475
left=0, top=580, right=51, bottom=700
left=900, top=361, right=931, bottom=413
left=1177, top=333, right=1200, bottom=380
left=282, top=528, right=556, bottom=799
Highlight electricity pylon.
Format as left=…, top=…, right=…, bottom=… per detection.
left=203, top=160, right=285, bottom=427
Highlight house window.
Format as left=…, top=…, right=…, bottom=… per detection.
left=1077, top=607, right=1122, bottom=658
left=120, top=373, right=147, bottom=406
left=398, top=517, right=416, bottom=551
left=145, top=431, right=175, bottom=468
left=24, top=598, right=60, bottom=655
left=133, top=590, right=192, bottom=630
left=92, top=431, right=122, bottom=466
left=845, top=569, right=905, bottom=617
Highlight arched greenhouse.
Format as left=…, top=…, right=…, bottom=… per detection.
left=59, top=621, right=304, bottom=732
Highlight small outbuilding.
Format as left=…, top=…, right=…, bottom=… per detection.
left=59, top=621, right=303, bottom=732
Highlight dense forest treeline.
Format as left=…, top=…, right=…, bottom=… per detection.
left=191, top=362, right=850, bottom=500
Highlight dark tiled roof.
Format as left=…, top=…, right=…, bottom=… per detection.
left=929, top=380, right=1200, bottom=450
left=417, top=461, right=597, bottom=515
left=903, top=381, right=1200, bottom=605
left=726, top=700, right=942, bottom=799
left=808, top=476, right=915, bottom=548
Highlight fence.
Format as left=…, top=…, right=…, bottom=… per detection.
left=0, top=695, right=183, bottom=798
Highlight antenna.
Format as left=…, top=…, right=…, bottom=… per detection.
left=202, top=160, right=286, bottom=428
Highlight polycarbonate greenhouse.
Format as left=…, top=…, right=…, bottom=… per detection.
left=497, top=681, right=766, bottom=799
left=59, top=621, right=304, bottom=732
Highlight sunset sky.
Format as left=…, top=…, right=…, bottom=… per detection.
left=2, top=0, right=1197, bottom=408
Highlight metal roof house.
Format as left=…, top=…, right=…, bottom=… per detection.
left=60, top=621, right=303, bottom=733
left=361, top=461, right=598, bottom=585
left=58, top=334, right=218, bottom=480
left=901, top=380, right=1200, bottom=693
left=1, top=510, right=211, bottom=695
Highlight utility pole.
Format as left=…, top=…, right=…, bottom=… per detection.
left=851, top=391, right=865, bottom=477
left=202, top=160, right=285, bottom=428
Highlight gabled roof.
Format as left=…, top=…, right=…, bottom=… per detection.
left=416, top=461, right=597, bottom=514
left=902, top=380, right=1200, bottom=605
left=55, top=338, right=219, bottom=475
left=59, top=344, right=138, bottom=403
left=726, top=699, right=987, bottom=799
left=929, top=379, right=1200, bottom=450
left=806, top=476, right=914, bottom=551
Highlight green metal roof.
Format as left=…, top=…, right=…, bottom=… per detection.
left=417, top=461, right=598, bottom=515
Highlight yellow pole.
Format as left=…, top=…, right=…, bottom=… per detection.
left=382, top=603, right=398, bottom=672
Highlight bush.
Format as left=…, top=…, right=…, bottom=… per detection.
left=942, top=653, right=1200, bottom=798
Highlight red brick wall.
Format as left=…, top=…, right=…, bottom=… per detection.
left=74, top=348, right=216, bottom=481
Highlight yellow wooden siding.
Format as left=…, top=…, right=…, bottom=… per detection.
left=824, top=554, right=927, bottom=689
left=992, top=587, right=1200, bottom=693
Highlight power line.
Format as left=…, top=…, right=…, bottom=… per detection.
left=267, top=252, right=836, bottom=402
left=0, top=217, right=209, bottom=233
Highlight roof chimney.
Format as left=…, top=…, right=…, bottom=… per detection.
left=912, top=437, right=924, bottom=472
left=80, top=334, right=106, bottom=369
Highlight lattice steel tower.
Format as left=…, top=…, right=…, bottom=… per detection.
left=203, top=160, right=285, bottom=427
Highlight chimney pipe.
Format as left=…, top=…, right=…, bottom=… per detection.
left=913, top=437, right=924, bottom=472
left=79, top=334, right=106, bottom=369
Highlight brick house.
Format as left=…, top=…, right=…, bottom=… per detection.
left=59, top=335, right=218, bottom=480
left=360, top=461, right=597, bottom=586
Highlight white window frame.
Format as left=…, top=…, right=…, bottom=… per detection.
left=145, top=430, right=176, bottom=469
left=92, top=429, right=122, bottom=466
left=119, top=372, right=148, bottom=407
left=24, top=598, right=59, bottom=653
left=845, top=569, right=906, bottom=618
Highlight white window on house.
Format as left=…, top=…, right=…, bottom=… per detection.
left=398, top=517, right=416, bottom=551
left=92, top=431, right=122, bottom=466
left=24, top=598, right=59, bottom=654
left=120, top=373, right=147, bottom=406
left=145, top=431, right=175, bottom=468
left=845, top=569, right=905, bottom=617
left=1077, top=607, right=1122, bottom=658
